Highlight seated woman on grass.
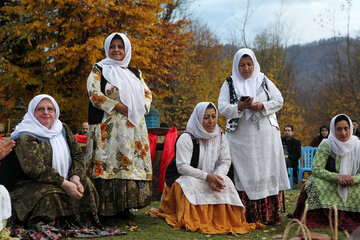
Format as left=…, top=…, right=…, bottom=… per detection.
left=288, top=114, right=360, bottom=233
left=149, top=102, right=264, bottom=235
left=8, top=94, right=124, bottom=238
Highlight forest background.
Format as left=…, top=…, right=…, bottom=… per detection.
left=1, top=0, right=360, bottom=145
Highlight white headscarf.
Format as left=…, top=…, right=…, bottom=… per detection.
left=326, top=114, right=360, bottom=202
left=186, top=102, right=221, bottom=173
left=232, top=48, right=264, bottom=120
left=11, top=94, right=71, bottom=179
left=96, top=32, right=145, bottom=126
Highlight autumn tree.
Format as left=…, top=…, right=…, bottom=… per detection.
left=295, top=0, right=360, bottom=140
left=154, top=21, right=231, bottom=130
left=0, top=0, right=190, bottom=131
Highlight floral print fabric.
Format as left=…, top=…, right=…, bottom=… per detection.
left=86, top=65, right=152, bottom=181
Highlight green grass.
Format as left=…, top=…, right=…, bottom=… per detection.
left=71, top=190, right=349, bottom=240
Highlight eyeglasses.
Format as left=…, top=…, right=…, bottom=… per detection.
left=35, top=107, right=55, bottom=113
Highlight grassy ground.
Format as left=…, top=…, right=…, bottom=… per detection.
left=71, top=190, right=349, bottom=240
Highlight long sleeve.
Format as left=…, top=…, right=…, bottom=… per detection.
left=218, top=80, right=244, bottom=119
left=213, top=134, right=231, bottom=177
left=15, top=136, right=64, bottom=186
left=311, top=141, right=339, bottom=183
left=261, top=78, right=283, bottom=116
left=87, top=65, right=118, bottom=114
left=63, top=124, right=86, bottom=180
left=138, top=69, right=152, bottom=114
left=176, top=134, right=208, bottom=181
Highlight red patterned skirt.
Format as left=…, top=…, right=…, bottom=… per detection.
left=239, top=191, right=283, bottom=225
left=287, top=188, right=360, bottom=233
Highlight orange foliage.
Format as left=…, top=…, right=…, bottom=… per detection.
left=0, top=0, right=190, bottom=131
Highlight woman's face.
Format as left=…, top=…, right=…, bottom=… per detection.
left=238, top=56, right=254, bottom=79
left=321, top=128, right=329, bottom=138
left=202, top=108, right=217, bottom=133
left=109, top=38, right=125, bottom=61
left=34, top=98, right=56, bottom=129
left=334, top=120, right=351, bottom=142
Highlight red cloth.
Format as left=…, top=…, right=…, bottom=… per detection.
left=148, top=133, right=158, bottom=164
left=74, top=134, right=87, bottom=143
left=0, top=136, right=3, bottom=140
left=158, top=127, right=178, bottom=193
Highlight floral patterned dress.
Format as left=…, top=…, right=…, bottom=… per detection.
left=86, top=64, right=152, bottom=216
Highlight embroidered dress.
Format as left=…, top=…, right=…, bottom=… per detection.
left=86, top=64, right=152, bottom=215
left=11, top=124, right=99, bottom=227
left=218, top=48, right=289, bottom=224
left=289, top=140, right=360, bottom=233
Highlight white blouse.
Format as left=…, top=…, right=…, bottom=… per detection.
left=175, top=133, right=244, bottom=207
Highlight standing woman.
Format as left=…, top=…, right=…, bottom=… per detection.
left=87, top=33, right=152, bottom=221
left=218, top=48, right=290, bottom=225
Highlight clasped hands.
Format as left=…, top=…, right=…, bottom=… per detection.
left=206, top=174, right=225, bottom=192
left=238, top=97, right=264, bottom=112
left=61, top=175, right=84, bottom=200
left=338, top=174, right=354, bottom=187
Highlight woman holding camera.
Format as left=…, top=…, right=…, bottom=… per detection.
left=218, top=48, right=289, bottom=225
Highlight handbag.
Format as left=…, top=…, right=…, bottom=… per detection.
left=282, top=204, right=341, bottom=240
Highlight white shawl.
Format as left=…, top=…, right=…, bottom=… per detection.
left=185, top=102, right=221, bottom=173
left=232, top=48, right=264, bottom=120
left=176, top=102, right=243, bottom=207
left=327, top=114, right=360, bottom=202
left=96, top=32, right=145, bottom=126
left=11, top=94, right=71, bottom=179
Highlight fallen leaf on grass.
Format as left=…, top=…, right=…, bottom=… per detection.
left=263, top=230, right=269, bottom=232
left=204, top=235, right=211, bottom=238
left=129, top=226, right=138, bottom=232
left=270, top=228, right=276, bottom=231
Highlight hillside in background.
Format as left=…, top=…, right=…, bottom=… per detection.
left=286, top=37, right=350, bottom=106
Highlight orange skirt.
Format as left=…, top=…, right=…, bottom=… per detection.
left=148, top=182, right=265, bottom=234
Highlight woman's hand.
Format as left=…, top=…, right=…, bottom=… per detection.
left=61, top=179, right=83, bottom=199
left=238, top=97, right=253, bottom=111
left=114, top=102, right=128, bottom=117
left=206, top=174, right=225, bottom=192
left=0, top=140, right=15, bottom=160
left=338, top=174, right=354, bottom=187
left=70, top=175, right=84, bottom=194
left=249, top=102, right=264, bottom=112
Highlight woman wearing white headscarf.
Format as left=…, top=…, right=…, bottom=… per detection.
left=289, top=114, right=360, bottom=233
left=9, top=94, right=99, bottom=228
left=149, top=102, right=263, bottom=234
left=218, top=48, right=290, bottom=225
left=86, top=33, right=152, bottom=221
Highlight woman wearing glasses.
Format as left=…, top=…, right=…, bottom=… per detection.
left=9, top=94, right=100, bottom=230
